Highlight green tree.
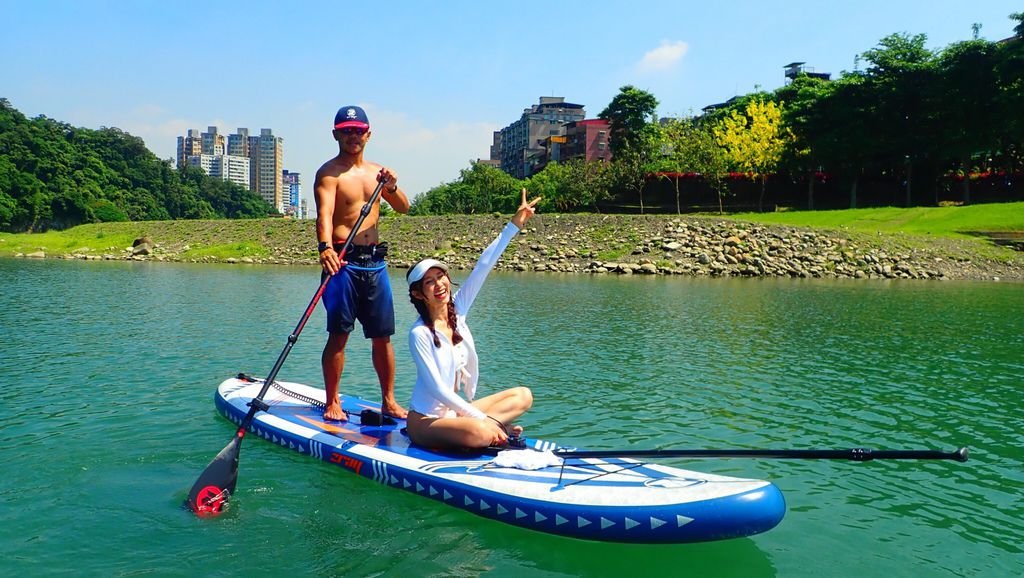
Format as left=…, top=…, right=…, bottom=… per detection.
left=1011, top=12, right=1024, bottom=37
left=860, top=33, right=939, bottom=206
left=599, top=85, right=659, bottom=158
left=654, top=118, right=729, bottom=213
left=562, top=159, right=614, bottom=212
left=178, top=166, right=273, bottom=219
left=609, top=149, right=652, bottom=213
left=713, top=100, right=790, bottom=211
left=934, top=39, right=1001, bottom=203
left=805, top=73, right=877, bottom=208
left=525, top=161, right=570, bottom=211
left=459, top=161, right=522, bottom=213
left=409, top=162, right=526, bottom=216
left=995, top=22, right=1024, bottom=175
left=522, top=159, right=613, bottom=213
left=775, top=74, right=836, bottom=209
left=89, top=198, right=129, bottom=222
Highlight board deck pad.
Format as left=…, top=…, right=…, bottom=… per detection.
left=215, top=376, right=786, bottom=543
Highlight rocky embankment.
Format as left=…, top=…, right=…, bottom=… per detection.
left=17, top=214, right=1024, bottom=281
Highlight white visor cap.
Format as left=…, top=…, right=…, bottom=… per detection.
left=406, top=258, right=449, bottom=286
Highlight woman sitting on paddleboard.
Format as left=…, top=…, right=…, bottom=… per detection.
left=405, top=188, right=540, bottom=449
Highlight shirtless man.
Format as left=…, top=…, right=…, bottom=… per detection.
left=315, top=105, right=410, bottom=421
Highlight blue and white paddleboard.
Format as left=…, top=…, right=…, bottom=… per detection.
left=215, top=375, right=786, bottom=543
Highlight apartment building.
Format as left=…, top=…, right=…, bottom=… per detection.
left=201, top=126, right=226, bottom=156
left=282, top=170, right=301, bottom=217
left=492, top=96, right=586, bottom=179
left=175, top=129, right=202, bottom=171
left=255, top=128, right=284, bottom=212
left=562, top=119, right=611, bottom=163
left=227, top=128, right=257, bottom=190
left=176, top=126, right=286, bottom=213
left=187, top=154, right=250, bottom=189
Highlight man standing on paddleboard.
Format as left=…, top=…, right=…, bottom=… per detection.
left=314, top=105, right=410, bottom=421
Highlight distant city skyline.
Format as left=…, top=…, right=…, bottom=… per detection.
left=4, top=1, right=1021, bottom=212
left=177, top=125, right=298, bottom=215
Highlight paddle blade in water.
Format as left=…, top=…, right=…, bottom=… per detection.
left=186, top=434, right=242, bottom=517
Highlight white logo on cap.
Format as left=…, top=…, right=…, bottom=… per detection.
left=346, top=108, right=358, bottom=119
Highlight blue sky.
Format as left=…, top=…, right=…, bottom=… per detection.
left=3, top=1, right=1021, bottom=211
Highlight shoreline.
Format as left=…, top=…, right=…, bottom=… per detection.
left=5, top=214, right=1024, bottom=281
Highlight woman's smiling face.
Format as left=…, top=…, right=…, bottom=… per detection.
left=417, top=267, right=451, bottom=306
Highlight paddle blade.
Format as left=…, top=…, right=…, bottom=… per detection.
left=186, top=434, right=242, bottom=517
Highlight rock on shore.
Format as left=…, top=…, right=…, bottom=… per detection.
left=24, top=214, right=1024, bottom=281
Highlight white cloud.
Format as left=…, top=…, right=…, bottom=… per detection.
left=117, top=105, right=245, bottom=164
left=367, top=107, right=499, bottom=196
left=637, top=40, right=689, bottom=73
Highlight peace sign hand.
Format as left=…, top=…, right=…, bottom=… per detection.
left=511, top=188, right=542, bottom=229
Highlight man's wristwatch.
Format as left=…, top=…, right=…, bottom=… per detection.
left=318, top=241, right=330, bottom=253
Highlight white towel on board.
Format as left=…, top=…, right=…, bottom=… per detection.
left=491, top=449, right=563, bottom=470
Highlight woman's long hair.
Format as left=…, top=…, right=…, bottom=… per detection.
left=410, top=278, right=463, bottom=347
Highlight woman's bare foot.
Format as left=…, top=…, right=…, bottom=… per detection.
left=508, top=425, right=525, bottom=447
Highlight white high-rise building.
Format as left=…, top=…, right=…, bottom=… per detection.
left=177, top=125, right=285, bottom=213
left=187, top=154, right=250, bottom=190
left=256, top=128, right=284, bottom=211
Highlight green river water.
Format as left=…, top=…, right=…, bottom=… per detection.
left=1, top=258, right=1021, bottom=577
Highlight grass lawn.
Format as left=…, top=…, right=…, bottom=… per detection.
left=0, top=220, right=284, bottom=257
left=726, top=202, right=1024, bottom=238
left=0, top=224, right=145, bottom=255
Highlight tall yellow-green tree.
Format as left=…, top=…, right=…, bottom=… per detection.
left=713, top=100, right=790, bottom=212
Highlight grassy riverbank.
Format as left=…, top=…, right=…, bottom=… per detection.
left=728, top=201, right=1024, bottom=237
left=2, top=204, right=1023, bottom=280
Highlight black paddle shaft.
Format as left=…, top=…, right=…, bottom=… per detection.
left=553, top=447, right=970, bottom=462
left=186, top=175, right=390, bottom=516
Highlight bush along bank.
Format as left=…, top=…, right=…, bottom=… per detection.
left=8, top=214, right=1024, bottom=281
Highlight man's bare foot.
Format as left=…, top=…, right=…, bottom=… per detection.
left=324, top=400, right=347, bottom=421
left=381, top=400, right=408, bottom=419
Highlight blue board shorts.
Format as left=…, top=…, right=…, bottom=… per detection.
left=321, top=244, right=395, bottom=338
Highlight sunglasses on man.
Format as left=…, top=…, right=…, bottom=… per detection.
left=338, top=127, right=368, bottom=135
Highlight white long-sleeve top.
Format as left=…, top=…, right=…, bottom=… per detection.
left=408, top=221, right=521, bottom=419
